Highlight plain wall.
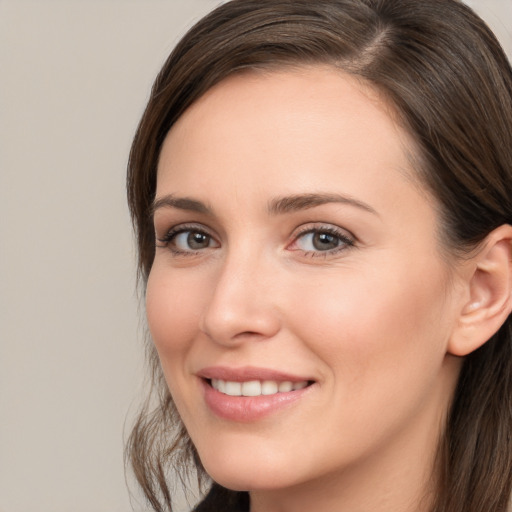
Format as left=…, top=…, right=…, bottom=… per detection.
left=0, top=1, right=510, bottom=512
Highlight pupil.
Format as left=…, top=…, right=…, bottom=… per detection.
left=313, top=232, right=338, bottom=251
left=188, top=232, right=209, bottom=249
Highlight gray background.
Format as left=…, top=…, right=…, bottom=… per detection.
left=1, top=1, right=510, bottom=511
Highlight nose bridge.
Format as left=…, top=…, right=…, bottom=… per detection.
left=200, top=241, right=280, bottom=345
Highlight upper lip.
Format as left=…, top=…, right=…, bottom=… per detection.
left=197, top=366, right=313, bottom=383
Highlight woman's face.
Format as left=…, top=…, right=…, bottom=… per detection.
left=147, top=67, right=465, bottom=501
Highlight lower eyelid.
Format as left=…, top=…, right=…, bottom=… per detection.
left=156, top=223, right=354, bottom=256
left=157, top=226, right=221, bottom=256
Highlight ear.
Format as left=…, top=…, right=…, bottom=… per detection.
left=448, top=224, right=512, bottom=357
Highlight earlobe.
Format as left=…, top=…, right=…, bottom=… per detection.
left=448, top=225, right=512, bottom=357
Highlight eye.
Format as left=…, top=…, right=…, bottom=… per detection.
left=174, top=230, right=214, bottom=250
left=288, top=225, right=355, bottom=256
left=157, top=225, right=219, bottom=254
left=297, top=231, right=341, bottom=251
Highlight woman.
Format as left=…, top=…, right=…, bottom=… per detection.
left=126, top=0, right=512, bottom=511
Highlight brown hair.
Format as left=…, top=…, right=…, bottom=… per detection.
left=126, top=1, right=512, bottom=510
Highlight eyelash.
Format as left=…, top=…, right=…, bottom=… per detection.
left=155, top=223, right=356, bottom=258
left=288, top=225, right=355, bottom=258
left=156, top=224, right=217, bottom=256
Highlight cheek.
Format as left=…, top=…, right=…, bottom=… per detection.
left=145, top=264, right=214, bottom=422
left=145, top=264, right=204, bottom=361
left=288, top=260, right=452, bottom=395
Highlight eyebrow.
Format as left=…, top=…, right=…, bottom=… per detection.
left=151, top=192, right=378, bottom=217
left=152, top=195, right=212, bottom=215
left=268, top=193, right=378, bottom=216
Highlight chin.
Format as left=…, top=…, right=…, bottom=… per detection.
left=200, top=451, right=303, bottom=492
left=208, top=472, right=291, bottom=493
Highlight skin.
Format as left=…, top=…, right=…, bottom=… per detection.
left=146, top=67, right=469, bottom=512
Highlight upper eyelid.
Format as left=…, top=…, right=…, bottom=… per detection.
left=155, top=220, right=356, bottom=248
left=287, top=223, right=357, bottom=254
left=155, top=224, right=217, bottom=248
left=156, top=221, right=214, bottom=236
left=292, top=222, right=356, bottom=240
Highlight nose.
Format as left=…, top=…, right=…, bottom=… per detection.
left=199, top=250, right=281, bottom=347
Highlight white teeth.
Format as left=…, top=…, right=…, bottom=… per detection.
left=241, top=380, right=261, bottom=396
left=278, top=381, right=293, bottom=392
left=211, top=378, right=226, bottom=393
left=211, top=379, right=309, bottom=396
left=224, top=381, right=242, bottom=396
left=261, top=380, right=278, bottom=395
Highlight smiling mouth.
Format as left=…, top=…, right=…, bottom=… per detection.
left=207, top=379, right=313, bottom=397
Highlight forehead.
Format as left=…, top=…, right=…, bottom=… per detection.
left=156, top=66, right=430, bottom=221
left=158, top=65, right=416, bottom=181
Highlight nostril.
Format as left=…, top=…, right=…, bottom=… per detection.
left=234, top=330, right=267, bottom=339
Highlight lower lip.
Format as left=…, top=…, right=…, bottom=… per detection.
left=202, top=380, right=312, bottom=422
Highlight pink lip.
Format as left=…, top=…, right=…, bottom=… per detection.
left=198, top=365, right=312, bottom=382
left=197, top=366, right=315, bottom=423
